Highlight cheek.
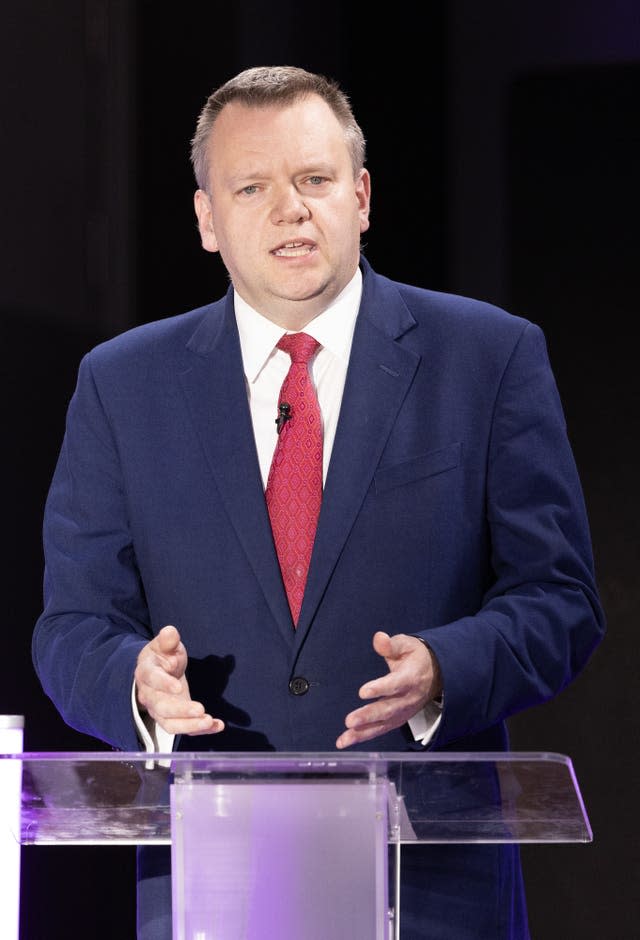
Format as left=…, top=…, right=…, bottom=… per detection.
left=223, top=213, right=261, bottom=246
left=215, top=225, right=261, bottom=274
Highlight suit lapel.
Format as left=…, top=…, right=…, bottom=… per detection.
left=178, top=290, right=294, bottom=645
left=295, top=261, right=421, bottom=643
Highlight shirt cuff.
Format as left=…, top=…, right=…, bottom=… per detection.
left=407, top=695, right=444, bottom=746
left=131, top=679, right=175, bottom=754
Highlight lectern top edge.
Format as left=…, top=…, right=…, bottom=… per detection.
left=0, top=749, right=575, bottom=766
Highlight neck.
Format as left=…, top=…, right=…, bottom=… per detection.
left=262, top=304, right=323, bottom=332
left=234, top=261, right=361, bottom=331
left=232, top=291, right=330, bottom=332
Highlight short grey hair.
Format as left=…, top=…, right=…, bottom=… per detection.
left=190, top=65, right=366, bottom=191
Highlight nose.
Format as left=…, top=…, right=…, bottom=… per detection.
left=270, top=185, right=310, bottom=225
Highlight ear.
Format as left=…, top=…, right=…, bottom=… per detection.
left=194, top=189, right=219, bottom=253
left=356, top=169, right=371, bottom=234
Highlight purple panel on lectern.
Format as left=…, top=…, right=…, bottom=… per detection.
left=171, top=779, right=388, bottom=940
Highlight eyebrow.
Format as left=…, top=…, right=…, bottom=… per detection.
left=227, top=162, right=337, bottom=187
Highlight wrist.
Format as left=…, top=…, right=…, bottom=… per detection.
left=414, top=636, right=444, bottom=702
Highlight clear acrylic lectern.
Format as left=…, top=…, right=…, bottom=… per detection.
left=0, top=750, right=593, bottom=940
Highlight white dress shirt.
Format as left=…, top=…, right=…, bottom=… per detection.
left=136, top=267, right=441, bottom=751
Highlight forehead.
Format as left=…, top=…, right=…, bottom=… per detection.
left=207, top=95, right=350, bottom=176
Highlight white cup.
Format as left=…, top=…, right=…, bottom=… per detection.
left=0, top=716, right=25, bottom=940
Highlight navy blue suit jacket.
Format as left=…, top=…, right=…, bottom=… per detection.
left=33, top=257, right=604, bottom=937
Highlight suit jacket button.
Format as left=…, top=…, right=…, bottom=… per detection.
left=289, top=676, right=310, bottom=696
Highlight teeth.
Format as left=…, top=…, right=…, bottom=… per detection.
left=273, top=243, right=313, bottom=257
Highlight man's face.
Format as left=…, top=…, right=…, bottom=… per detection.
left=194, top=94, right=371, bottom=328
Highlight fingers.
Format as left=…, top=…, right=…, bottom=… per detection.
left=135, top=625, right=225, bottom=737
left=136, top=673, right=225, bottom=737
left=336, top=631, right=440, bottom=750
left=336, top=688, right=421, bottom=750
left=147, top=697, right=224, bottom=737
left=336, top=705, right=400, bottom=750
left=337, top=695, right=417, bottom=749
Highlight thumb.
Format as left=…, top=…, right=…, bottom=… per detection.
left=153, top=625, right=187, bottom=678
left=155, top=624, right=182, bottom=654
left=373, top=630, right=418, bottom=665
left=372, top=630, right=394, bottom=660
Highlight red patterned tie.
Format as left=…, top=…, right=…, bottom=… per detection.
left=265, top=332, right=323, bottom=626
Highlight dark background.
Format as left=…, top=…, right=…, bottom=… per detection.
left=2, top=1, right=639, bottom=937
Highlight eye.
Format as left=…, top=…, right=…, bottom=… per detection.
left=307, top=176, right=326, bottom=186
left=240, top=184, right=259, bottom=196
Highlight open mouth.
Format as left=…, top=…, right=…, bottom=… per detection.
left=272, top=241, right=316, bottom=258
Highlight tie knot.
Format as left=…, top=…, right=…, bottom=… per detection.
left=277, top=332, right=320, bottom=364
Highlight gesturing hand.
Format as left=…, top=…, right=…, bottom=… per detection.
left=336, top=631, right=442, bottom=750
left=134, top=625, right=224, bottom=736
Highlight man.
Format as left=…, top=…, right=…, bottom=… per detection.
left=33, top=66, right=605, bottom=938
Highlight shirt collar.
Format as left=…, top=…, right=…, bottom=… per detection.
left=235, top=267, right=363, bottom=384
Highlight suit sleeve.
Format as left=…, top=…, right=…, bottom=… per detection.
left=32, top=352, right=150, bottom=750
left=419, top=322, right=605, bottom=746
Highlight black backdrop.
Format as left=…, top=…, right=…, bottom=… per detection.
left=3, top=2, right=638, bottom=937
